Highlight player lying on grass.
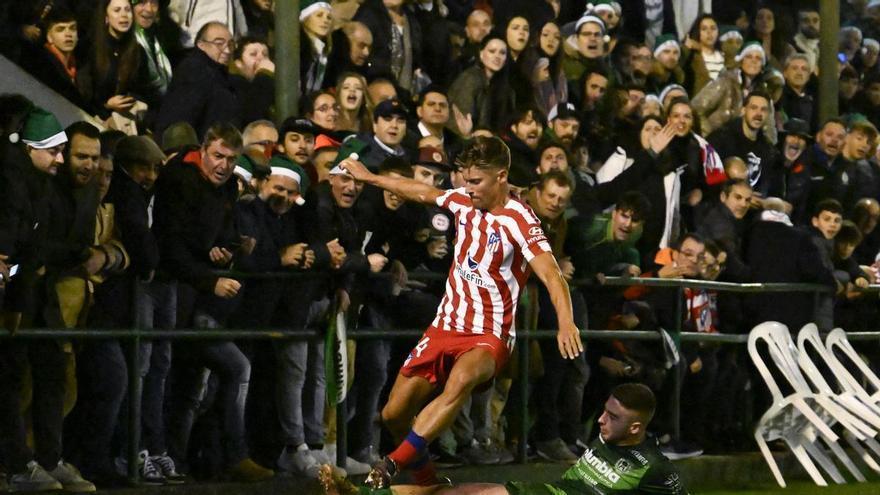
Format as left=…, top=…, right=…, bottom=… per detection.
left=320, top=383, right=688, bottom=495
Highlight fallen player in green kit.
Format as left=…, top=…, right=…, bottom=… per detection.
left=321, top=383, right=688, bottom=495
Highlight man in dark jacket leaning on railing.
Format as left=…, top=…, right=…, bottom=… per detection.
left=151, top=121, right=272, bottom=482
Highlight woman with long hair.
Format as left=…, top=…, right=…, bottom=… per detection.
left=335, top=72, right=372, bottom=133
left=745, top=6, right=787, bottom=71
left=520, top=20, right=567, bottom=117
left=79, top=0, right=142, bottom=120
left=300, top=0, right=333, bottom=94
left=683, top=14, right=724, bottom=95
left=447, top=33, right=515, bottom=136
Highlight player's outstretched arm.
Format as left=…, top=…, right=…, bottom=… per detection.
left=528, top=252, right=584, bottom=359
left=339, top=157, right=443, bottom=206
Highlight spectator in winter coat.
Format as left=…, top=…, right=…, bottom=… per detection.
left=167, top=0, right=248, bottom=48
left=155, top=22, right=241, bottom=139
left=152, top=123, right=273, bottom=482
left=229, top=36, right=275, bottom=125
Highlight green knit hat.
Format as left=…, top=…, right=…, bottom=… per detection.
left=300, top=0, right=331, bottom=21
left=268, top=155, right=310, bottom=201
left=21, top=107, right=67, bottom=149
left=653, top=33, right=680, bottom=57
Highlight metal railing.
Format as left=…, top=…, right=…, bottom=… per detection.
left=2, top=272, right=878, bottom=482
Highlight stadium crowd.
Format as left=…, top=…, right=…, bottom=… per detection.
left=2, top=0, right=880, bottom=492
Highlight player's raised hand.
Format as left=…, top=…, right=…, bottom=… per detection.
left=557, top=321, right=583, bottom=359
left=339, top=156, right=372, bottom=182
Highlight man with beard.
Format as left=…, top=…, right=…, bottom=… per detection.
left=502, top=105, right=545, bottom=191
left=707, top=91, right=780, bottom=198
left=278, top=118, right=319, bottom=185
left=544, top=103, right=581, bottom=152
left=788, top=7, right=821, bottom=75
left=0, top=106, right=98, bottom=493
left=646, top=34, right=684, bottom=94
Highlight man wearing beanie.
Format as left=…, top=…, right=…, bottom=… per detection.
left=271, top=140, right=373, bottom=477
left=647, top=33, right=684, bottom=93
left=562, top=14, right=610, bottom=82
left=99, top=135, right=185, bottom=484
left=0, top=106, right=97, bottom=492
left=229, top=153, right=345, bottom=476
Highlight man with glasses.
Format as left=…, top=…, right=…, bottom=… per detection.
left=563, top=15, right=609, bottom=83
left=155, top=21, right=242, bottom=139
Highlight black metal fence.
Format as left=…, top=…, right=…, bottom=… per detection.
left=4, top=272, right=878, bottom=483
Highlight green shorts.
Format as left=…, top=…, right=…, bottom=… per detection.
left=505, top=479, right=594, bottom=495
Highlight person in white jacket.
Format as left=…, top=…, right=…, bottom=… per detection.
left=168, top=0, right=248, bottom=47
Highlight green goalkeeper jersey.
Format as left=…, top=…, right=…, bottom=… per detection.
left=507, top=436, right=688, bottom=495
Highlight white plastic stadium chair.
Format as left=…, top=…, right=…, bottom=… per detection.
left=796, top=324, right=880, bottom=478
left=822, top=328, right=880, bottom=471
left=749, top=321, right=849, bottom=487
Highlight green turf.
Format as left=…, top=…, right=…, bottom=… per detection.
left=699, top=481, right=880, bottom=494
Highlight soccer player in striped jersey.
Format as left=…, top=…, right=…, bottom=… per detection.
left=339, top=136, right=583, bottom=489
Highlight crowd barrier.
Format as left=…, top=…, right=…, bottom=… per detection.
left=2, top=271, right=879, bottom=483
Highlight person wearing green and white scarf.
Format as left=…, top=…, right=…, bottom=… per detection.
left=300, top=0, right=333, bottom=94
left=133, top=0, right=173, bottom=105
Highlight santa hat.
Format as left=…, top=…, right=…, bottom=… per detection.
left=735, top=40, right=766, bottom=64
left=574, top=15, right=610, bottom=43
left=659, top=84, right=686, bottom=105
left=20, top=107, right=67, bottom=149
left=329, top=137, right=369, bottom=175
left=718, top=25, right=743, bottom=43
left=653, top=33, right=680, bottom=57
left=234, top=154, right=255, bottom=183
left=299, top=0, right=331, bottom=22
left=585, top=1, right=620, bottom=15
left=268, top=155, right=310, bottom=205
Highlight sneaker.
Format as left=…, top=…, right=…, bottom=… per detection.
left=659, top=439, right=703, bottom=460
left=149, top=452, right=186, bottom=484
left=459, top=439, right=501, bottom=465
left=429, top=444, right=464, bottom=468
left=535, top=438, right=578, bottom=463
left=310, top=448, right=348, bottom=478
left=489, top=441, right=515, bottom=465
left=228, top=458, right=273, bottom=483
left=278, top=447, right=321, bottom=478
left=351, top=447, right=380, bottom=466
left=48, top=460, right=96, bottom=492
left=364, top=456, right=398, bottom=489
left=138, top=451, right=165, bottom=486
left=323, top=444, right=371, bottom=476
left=9, top=461, right=62, bottom=492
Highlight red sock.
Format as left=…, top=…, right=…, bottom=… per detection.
left=411, top=457, right=438, bottom=486
left=388, top=430, right=428, bottom=470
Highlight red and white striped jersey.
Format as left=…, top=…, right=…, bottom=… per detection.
left=431, top=187, right=553, bottom=341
